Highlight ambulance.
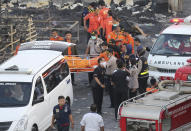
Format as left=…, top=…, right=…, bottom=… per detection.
left=148, top=15, right=191, bottom=81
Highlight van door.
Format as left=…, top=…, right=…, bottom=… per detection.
left=30, top=76, right=49, bottom=130
left=43, top=60, right=72, bottom=115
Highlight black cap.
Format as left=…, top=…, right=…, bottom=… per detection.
left=91, top=31, right=98, bottom=36
left=98, top=0, right=105, bottom=6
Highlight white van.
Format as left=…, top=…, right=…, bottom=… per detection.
left=148, top=16, right=191, bottom=81
left=0, top=41, right=73, bottom=131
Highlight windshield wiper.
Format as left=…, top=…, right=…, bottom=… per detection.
left=164, top=53, right=179, bottom=57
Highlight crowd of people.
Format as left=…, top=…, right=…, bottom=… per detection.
left=48, top=1, right=156, bottom=131
left=81, top=0, right=151, bottom=120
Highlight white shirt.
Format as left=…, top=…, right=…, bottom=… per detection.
left=80, top=112, right=104, bottom=131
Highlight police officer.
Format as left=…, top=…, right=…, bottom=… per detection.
left=51, top=96, right=74, bottom=131
left=112, top=59, right=130, bottom=120
left=92, top=57, right=106, bottom=114
left=137, top=48, right=149, bottom=94
left=105, top=48, right=117, bottom=108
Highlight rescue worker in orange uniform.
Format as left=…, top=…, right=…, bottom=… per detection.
left=98, top=0, right=109, bottom=21
left=120, top=27, right=135, bottom=54
left=64, top=31, right=78, bottom=85
left=98, top=0, right=109, bottom=39
left=103, top=10, right=113, bottom=40
left=107, top=26, right=125, bottom=58
left=50, top=29, right=64, bottom=41
left=107, top=26, right=124, bottom=46
left=84, top=9, right=102, bottom=40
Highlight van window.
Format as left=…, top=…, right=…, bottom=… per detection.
left=151, top=34, right=191, bottom=56
left=43, top=60, right=69, bottom=93
left=0, top=82, right=32, bottom=107
left=33, top=77, right=44, bottom=101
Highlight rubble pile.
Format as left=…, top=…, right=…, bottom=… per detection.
left=0, top=0, right=176, bottom=60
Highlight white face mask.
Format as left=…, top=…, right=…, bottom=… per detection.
left=91, top=36, right=96, bottom=40
left=100, top=62, right=107, bottom=68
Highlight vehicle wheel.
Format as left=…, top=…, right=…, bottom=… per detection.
left=32, top=126, right=38, bottom=131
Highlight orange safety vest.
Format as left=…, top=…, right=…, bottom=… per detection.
left=66, top=39, right=72, bottom=55
left=107, top=31, right=125, bottom=46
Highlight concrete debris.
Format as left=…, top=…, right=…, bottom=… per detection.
left=132, top=11, right=140, bottom=15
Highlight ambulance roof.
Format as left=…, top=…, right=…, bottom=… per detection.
left=162, top=24, right=191, bottom=35
left=0, top=50, right=62, bottom=82
left=120, top=89, right=191, bottom=120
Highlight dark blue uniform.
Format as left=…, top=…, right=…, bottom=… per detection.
left=112, top=69, right=130, bottom=120
left=53, top=104, right=71, bottom=131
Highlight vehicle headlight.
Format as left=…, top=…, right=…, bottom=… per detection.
left=187, top=75, right=191, bottom=81
left=14, top=115, right=28, bottom=131
left=149, top=65, right=157, bottom=71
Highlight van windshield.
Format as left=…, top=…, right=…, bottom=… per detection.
left=0, top=82, right=32, bottom=107
left=151, top=34, right=191, bottom=56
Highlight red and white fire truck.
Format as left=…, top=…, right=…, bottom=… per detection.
left=119, top=59, right=191, bottom=131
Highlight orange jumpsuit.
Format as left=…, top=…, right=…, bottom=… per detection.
left=84, top=12, right=102, bottom=34
left=99, top=7, right=109, bottom=28
left=99, top=7, right=109, bottom=20
left=103, top=16, right=113, bottom=39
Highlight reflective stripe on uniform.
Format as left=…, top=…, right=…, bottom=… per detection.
left=140, top=70, right=149, bottom=75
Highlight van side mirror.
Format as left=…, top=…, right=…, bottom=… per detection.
left=32, top=96, right=44, bottom=105
left=146, top=47, right=151, bottom=52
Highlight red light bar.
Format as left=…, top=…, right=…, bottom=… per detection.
left=170, top=18, right=184, bottom=23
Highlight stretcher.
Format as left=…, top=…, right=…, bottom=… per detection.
left=64, top=54, right=100, bottom=73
